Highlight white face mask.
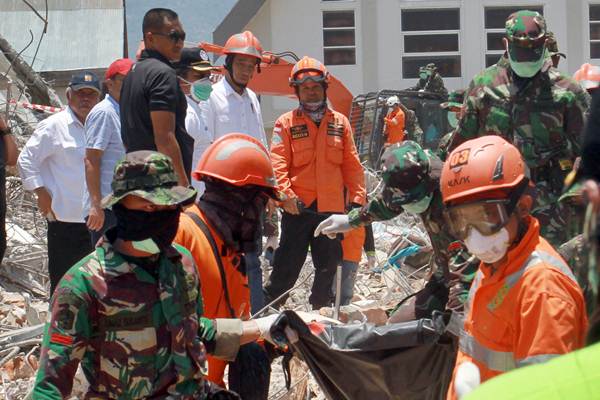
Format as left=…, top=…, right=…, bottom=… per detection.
left=464, top=227, right=510, bottom=264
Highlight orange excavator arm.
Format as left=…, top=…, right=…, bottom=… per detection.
left=201, top=42, right=354, bottom=117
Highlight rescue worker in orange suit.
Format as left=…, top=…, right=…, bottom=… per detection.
left=264, top=57, right=366, bottom=309
left=383, top=96, right=406, bottom=146
left=174, top=133, right=280, bottom=398
left=441, top=135, right=588, bottom=400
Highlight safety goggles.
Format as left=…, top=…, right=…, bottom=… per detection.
left=291, top=71, right=327, bottom=85
left=444, top=199, right=513, bottom=240
left=152, top=30, right=186, bottom=43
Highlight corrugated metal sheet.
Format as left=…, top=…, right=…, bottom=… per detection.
left=0, top=5, right=124, bottom=72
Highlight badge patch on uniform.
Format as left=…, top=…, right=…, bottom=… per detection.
left=50, top=332, right=74, bottom=346
left=327, top=122, right=344, bottom=137
left=290, top=125, right=309, bottom=140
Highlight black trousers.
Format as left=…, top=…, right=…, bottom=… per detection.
left=86, top=208, right=117, bottom=246
left=264, top=208, right=342, bottom=309
left=47, top=221, right=94, bottom=295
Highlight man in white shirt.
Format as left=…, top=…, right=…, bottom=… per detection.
left=204, top=31, right=267, bottom=148
left=204, top=31, right=268, bottom=313
left=18, top=72, right=100, bottom=294
left=175, top=47, right=216, bottom=195
left=83, top=59, right=132, bottom=245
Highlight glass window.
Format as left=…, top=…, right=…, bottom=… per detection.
left=402, top=56, right=461, bottom=79
left=404, top=34, right=459, bottom=53
left=484, top=5, right=544, bottom=65
left=401, top=9, right=460, bottom=31
left=591, top=5, right=600, bottom=58
left=400, top=8, right=461, bottom=79
left=323, top=10, right=356, bottom=65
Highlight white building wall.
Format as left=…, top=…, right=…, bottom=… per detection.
left=243, top=0, right=594, bottom=128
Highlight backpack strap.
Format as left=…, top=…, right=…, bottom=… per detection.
left=185, top=211, right=236, bottom=318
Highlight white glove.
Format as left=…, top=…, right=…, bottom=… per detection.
left=454, top=361, right=481, bottom=399
left=314, top=215, right=351, bottom=239
left=254, top=314, right=280, bottom=344
left=367, top=254, right=377, bottom=270
left=265, top=235, right=279, bottom=252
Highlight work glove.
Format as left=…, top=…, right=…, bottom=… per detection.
left=314, top=214, right=351, bottom=239
left=254, top=312, right=339, bottom=345
left=366, top=251, right=377, bottom=270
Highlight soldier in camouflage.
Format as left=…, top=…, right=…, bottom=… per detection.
left=32, top=151, right=275, bottom=399
left=447, top=10, right=590, bottom=249
left=407, top=63, right=449, bottom=98
left=316, top=141, right=479, bottom=318
left=437, top=89, right=465, bottom=161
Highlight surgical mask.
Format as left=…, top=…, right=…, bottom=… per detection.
left=508, top=49, right=546, bottom=78
left=447, top=112, right=459, bottom=128
left=402, top=194, right=433, bottom=214
left=180, top=77, right=213, bottom=101
left=464, top=227, right=510, bottom=264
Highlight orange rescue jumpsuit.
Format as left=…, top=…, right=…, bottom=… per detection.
left=270, top=108, right=365, bottom=212
left=174, top=205, right=250, bottom=387
left=446, top=216, right=588, bottom=399
left=384, top=106, right=406, bottom=145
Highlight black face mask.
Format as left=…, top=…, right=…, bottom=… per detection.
left=198, top=180, right=268, bottom=253
left=112, top=204, right=181, bottom=250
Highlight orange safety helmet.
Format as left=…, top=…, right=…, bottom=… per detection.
left=192, top=133, right=280, bottom=196
left=289, top=56, right=330, bottom=86
left=223, top=31, right=263, bottom=60
left=441, top=135, right=528, bottom=205
left=573, top=63, right=600, bottom=91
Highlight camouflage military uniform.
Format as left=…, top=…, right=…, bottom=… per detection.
left=407, top=63, right=449, bottom=98
left=348, top=142, right=478, bottom=312
left=33, top=152, right=242, bottom=399
left=447, top=12, right=589, bottom=248
left=437, top=90, right=465, bottom=161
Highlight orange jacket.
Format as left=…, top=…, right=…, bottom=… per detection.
left=342, top=226, right=366, bottom=263
left=384, top=106, right=405, bottom=145
left=270, top=108, right=366, bottom=213
left=174, top=205, right=250, bottom=387
left=447, top=217, right=587, bottom=400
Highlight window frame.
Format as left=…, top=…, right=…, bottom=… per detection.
left=482, top=4, right=545, bottom=68
left=399, top=7, right=462, bottom=79
left=588, top=2, right=600, bottom=62
left=322, top=9, right=357, bottom=66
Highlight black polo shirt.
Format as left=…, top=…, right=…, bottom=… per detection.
left=120, top=49, right=193, bottom=179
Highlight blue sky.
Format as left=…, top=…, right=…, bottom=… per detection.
left=125, top=0, right=236, bottom=58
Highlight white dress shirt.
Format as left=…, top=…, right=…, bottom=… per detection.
left=185, top=95, right=212, bottom=195
left=204, top=78, right=267, bottom=148
left=18, top=107, right=87, bottom=223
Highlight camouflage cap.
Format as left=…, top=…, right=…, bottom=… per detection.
left=101, top=151, right=197, bottom=208
left=380, top=141, right=440, bottom=205
left=441, top=89, right=465, bottom=109
left=546, top=31, right=566, bottom=59
left=506, top=10, right=546, bottom=46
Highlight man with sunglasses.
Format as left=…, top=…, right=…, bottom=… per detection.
left=446, top=11, right=589, bottom=252
left=120, top=8, right=192, bottom=187
left=264, top=56, right=365, bottom=310
left=442, top=135, right=587, bottom=400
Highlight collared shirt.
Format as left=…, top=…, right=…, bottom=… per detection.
left=205, top=78, right=267, bottom=148
left=18, top=108, right=86, bottom=223
left=82, top=94, right=125, bottom=217
left=120, top=49, right=194, bottom=179
left=185, top=95, right=212, bottom=195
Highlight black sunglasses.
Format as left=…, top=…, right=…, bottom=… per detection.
left=152, top=30, right=186, bottom=43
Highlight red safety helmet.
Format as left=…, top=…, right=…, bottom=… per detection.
left=441, top=135, right=528, bottom=205
left=573, top=63, right=600, bottom=91
left=289, top=56, right=330, bottom=86
left=192, top=133, right=280, bottom=198
left=223, top=31, right=263, bottom=61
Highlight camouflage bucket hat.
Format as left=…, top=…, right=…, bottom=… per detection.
left=441, top=89, right=465, bottom=110
left=101, top=151, right=197, bottom=208
left=506, top=10, right=547, bottom=61
left=381, top=141, right=438, bottom=205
